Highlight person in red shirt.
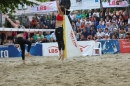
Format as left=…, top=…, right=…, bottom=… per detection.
left=30, top=17, right=37, bottom=28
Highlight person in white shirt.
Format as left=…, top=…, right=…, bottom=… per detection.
left=103, top=34, right=110, bottom=40
left=96, top=35, right=102, bottom=41
left=50, top=32, right=56, bottom=41
left=85, top=17, right=92, bottom=25
left=80, top=17, right=86, bottom=23
left=105, top=22, right=111, bottom=31
left=76, top=19, right=80, bottom=27
left=35, top=37, right=42, bottom=44
left=103, top=28, right=110, bottom=36
left=96, top=28, right=105, bottom=38
left=93, top=9, right=99, bottom=17
left=100, top=18, right=105, bottom=26
left=69, top=12, right=75, bottom=21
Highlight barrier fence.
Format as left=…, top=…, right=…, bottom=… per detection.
left=0, top=39, right=130, bottom=58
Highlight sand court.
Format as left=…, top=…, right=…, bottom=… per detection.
left=0, top=54, right=130, bottom=86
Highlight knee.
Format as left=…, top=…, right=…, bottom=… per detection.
left=61, top=40, right=64, bottom=44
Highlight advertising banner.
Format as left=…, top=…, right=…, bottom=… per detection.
left=1, top=39, right=127, bottom=58
left=0, top=45, right=20, bottom=58
left=98, top=40, right=119, bottom=54
left=70, top=0, right=100, bottom=10
left=78, top=41, right=95, bottom=56
left=0, top=44, right=42, bottom=58
left=119, top=39, right=130, bottom=53
left=42, top=43, right=59, bottom=56
left=30, top=0, right=100, bottom=13
left=31, top=1, right=57, bottom=13
left=102, top=0, right=129, bottom=8
left=63, top=15, right=82, bottom=58
left=42, top=41, right=95, bottom=57
left=26, top=44, right=42, bottom=56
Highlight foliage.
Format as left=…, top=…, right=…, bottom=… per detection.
left=0, top=0, right=52, bottom=14
left=36, top=0, right=49, bottom=2
left=0, top=0, right=36, bottom=13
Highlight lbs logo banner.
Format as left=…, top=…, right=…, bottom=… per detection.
left=42, top=43, right=59, bottom=56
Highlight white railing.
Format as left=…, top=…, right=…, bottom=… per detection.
left=0, top=28, right=55, bottom=32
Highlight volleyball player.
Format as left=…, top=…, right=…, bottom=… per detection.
left=4, top=14, right=32, bottom=64
left=55, top=0, right=65, bottom=60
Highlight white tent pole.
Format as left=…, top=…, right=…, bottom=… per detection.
left=27, top=0, right=41, bottom=5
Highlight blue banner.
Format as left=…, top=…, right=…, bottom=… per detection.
left=25, top=44, right=42, bottom=56
left=0, top=44, right=42, bottom=58
left=98, top=40, right=120, bottom=54
left=0, top=45, right=21, bottom=58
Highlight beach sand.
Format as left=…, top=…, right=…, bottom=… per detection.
left=0, top=54, right=130, bottom=86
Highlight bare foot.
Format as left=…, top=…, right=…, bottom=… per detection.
left=59, top=55, right=61, bottom=60
left=61, top=54, right=64, bottom=61
left=26, top=53, right=33, bottom=57
left=22, top=60, right=26, bottom=65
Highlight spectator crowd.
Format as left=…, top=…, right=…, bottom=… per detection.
left=0, top=8, right=130, bottom=45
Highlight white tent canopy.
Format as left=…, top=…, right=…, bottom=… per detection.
left=13, top=0, right=100, bottom=16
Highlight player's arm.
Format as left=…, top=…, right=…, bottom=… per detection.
left=56, top=0, right=64, bottom=15
left=4, top=15, right=18, bottom=28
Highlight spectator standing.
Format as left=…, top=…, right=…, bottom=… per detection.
left=70, top=12, right=75, bottom=21
left=81, top=11, right=87, bottom=18
left=30, top=17, right=37, bottom=28
left=76, top=19, right=80, bottom=27
left=40, top=15, right=45, bottom=25
left=93, top=9, right=99, bottom=17
left=22, top=16, right=30, bottom=28
left=51, top=12, right=56, bottom=21
left=76, top=11, right=81, bottom=19
left=87, top=10, right=92, bottom=18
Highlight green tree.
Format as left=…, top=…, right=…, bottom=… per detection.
left=0, top=0, right=37, bottom=13
left=36, top=0, right=49, bottom=2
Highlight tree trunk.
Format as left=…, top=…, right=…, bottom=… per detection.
left=0, top=12, right=2, bottom=27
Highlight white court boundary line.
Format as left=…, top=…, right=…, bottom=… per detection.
left=0, top=28, right=55, bottom=32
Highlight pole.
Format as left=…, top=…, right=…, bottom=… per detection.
left=0, top=4, right=1, bottom=27
left=128, top=0, right=130, bottom=14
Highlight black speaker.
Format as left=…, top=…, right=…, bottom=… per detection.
left=76, top=0, right=82, bottom=2
left=59, top=0, right=71, bottom=9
